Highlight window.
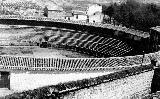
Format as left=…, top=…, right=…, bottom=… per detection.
left=76, top=15, right=78, bottom=19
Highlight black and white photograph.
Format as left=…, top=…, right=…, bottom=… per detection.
left=0, top=0, right=159, bottom=98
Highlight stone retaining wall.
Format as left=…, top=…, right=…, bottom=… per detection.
left=62, top=70, right=153, bottom=99
left=5, top=64, right=154, bottom=99
left=2, top=51, right=160, bottom=98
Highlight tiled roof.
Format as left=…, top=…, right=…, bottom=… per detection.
left=71, top=5, right=89, bottom=15
left=64, top=12, right=73, bottom=17
left=72, top=1, right=93, bottom=5
left=48, top=10, right=63, bottom=12
left=63, top=5, right=88, bottom=15
left=73, top=11, right=87, bottom=15
left=72, top=6, right=88, bottom=12
left=62, top=0, right=96, bottom=15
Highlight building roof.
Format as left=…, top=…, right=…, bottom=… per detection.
left=48, top=10, right=63, bottom=12
left=63, top=5, right=88, bottom=15
left=72, top=1, right=93, bottom=5
left=73, top=11, right=87, bottom=15
left=63, top=12, right=73, bottom=17
left=72, top=6, right=88, bottom=12
left=63, top=1, right=100, bottom=15
left=72, top=5, right=89, bottom=15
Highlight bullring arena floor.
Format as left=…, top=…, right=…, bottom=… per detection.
left=0, top=25, right=94, bottom=58
left=0, top=46, right=94, bottom=58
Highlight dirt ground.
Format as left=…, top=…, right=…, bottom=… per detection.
left=0, top=46, right=93, bottom=58
left=0, top=25, right=93, bottom=58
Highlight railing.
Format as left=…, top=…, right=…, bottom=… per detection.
left=0, top=15, right=150, bottom=38
left=0, top=51, right=159, bottom=71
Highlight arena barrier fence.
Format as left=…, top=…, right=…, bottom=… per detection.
left=0, top=51, right=159, bottom=71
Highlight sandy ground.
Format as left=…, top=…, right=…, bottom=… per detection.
left=0, top=46, right=93, bottom=58
left=0, top=25, right=93, bottom=58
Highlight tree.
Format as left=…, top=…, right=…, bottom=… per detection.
left=43, top=6, right=48, bottom=17
left=102, top=4, right=114, bottom=22
left=106, top=0, right=160, bottom=31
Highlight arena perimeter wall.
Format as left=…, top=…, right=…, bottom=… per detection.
left=0, top=51, right=157, bottom=92
left=4, top=51, right=160, bottom=98
left=5, top=64, right=154, bottom=99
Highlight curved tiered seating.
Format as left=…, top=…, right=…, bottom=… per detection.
left=48, top=32, right=132, bottom=57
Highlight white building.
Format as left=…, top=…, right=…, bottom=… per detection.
left=63, top=3, right=104, bottom=23
left=89, top=11, right=104, bottom=23
left=64, top=13, right=73, bottom=20
left=45, top=4, right=66, bottom=19
left=87, top=4, right=102, bottom=16
left=70, top=12, right=88, bottom=22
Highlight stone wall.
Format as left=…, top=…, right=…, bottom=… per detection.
left=5, top=64, right=154, bottom=99
left=9, top=70, right=113, bottom=92
left=62, top=70, right=153, bottom=99
left=3, top=50, right=160, bottom=98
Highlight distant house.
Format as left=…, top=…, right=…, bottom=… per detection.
left=44, top=5, right=65, bottom=19
left=64, top=12, right=73, bottom=20
left=87, top=4, right=103, bottom=16
left=63, top=6, right=74, bottom=20
left=72, top=12, right=88, bottom=22
left=63, top=3, right=104, bottom=23
left=70, top=6, right=88, bottom=22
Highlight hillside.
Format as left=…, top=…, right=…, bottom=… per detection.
left=4, top=0, right=160, bottom=7
left=3, top=0, right=124, bottom=7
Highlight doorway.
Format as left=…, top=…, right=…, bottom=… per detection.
left=0, top=71, right=10, bottom=89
